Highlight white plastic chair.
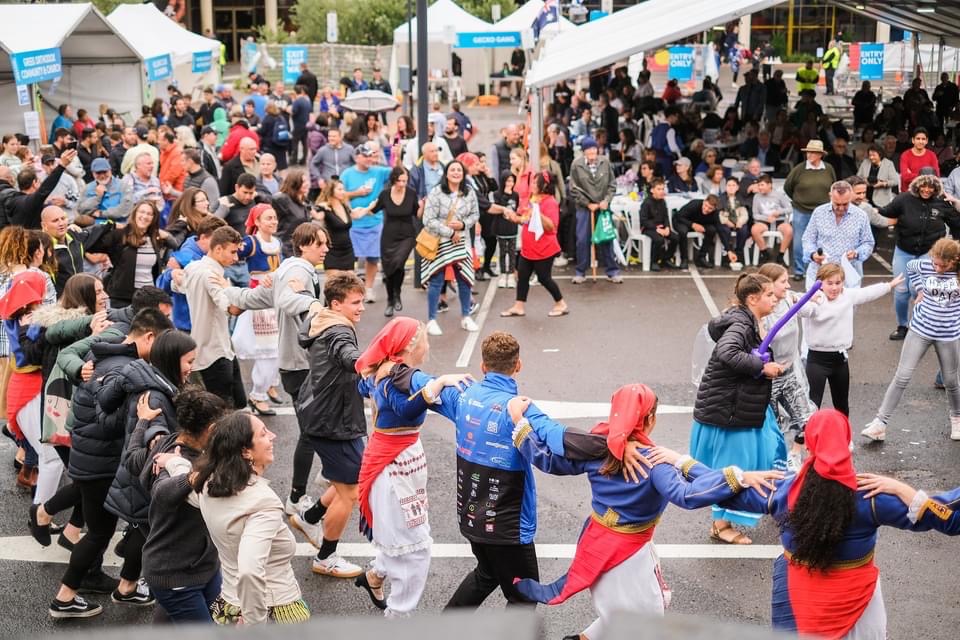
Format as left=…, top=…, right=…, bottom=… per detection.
left=744, top=231, right=790, bottom=266
left=685, top=232, right=725, bottom=266
left=615, top=207, right=651, bottom=271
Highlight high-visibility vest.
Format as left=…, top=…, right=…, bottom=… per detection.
left=822, top=46, right=841, bottom=70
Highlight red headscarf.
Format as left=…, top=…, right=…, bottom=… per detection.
left=354, top=317, right=421, bottom=375
left=591, top=383, right=657, bottom=460
left=787, top=409, right=858, bottom=509
left=0, top=271, right=47, bottom=320
left=245, top=203, right=273, bottom=235
left=457, top=152, right=480, bottom=169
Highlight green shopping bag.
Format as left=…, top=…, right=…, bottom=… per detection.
left=591, top=209, right=617, bottom=244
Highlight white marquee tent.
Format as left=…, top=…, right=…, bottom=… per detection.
left=0, top=3, right=142, bottom=140
left=389, top=0, right=495, bottom=99
left=490, top=0, right=575, bottom=79
left=109, top=4, right=222, bottom=98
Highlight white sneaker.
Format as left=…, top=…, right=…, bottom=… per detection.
left=554, top=255, right=569, bottom=267
left=529, top=273, right=538, bottom=286
left=426, top=319, right=443, bottom=336
left=951, top=416, right=960, bottom=441
left=786, top=451, right=802, bottom=473
left=289, top=513, right=324, bottom=548
left=365, top=288, right=377, bottom=303
left=497, top=275, right=508, bottom=288
left=284, top=494, right=316, bottom=517
left=461, top=316, right=479, bottom=332
left=861, top=419, right=886, bottom=442
left=312, top=554, right=363, bottom=578
left=506, top=274, right=516, bottom=288
left=571, top=275, right=586, bottom=284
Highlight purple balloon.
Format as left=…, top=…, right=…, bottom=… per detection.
left=753, top=280, right=823, bottom=364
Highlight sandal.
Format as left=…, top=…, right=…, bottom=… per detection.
left=355, top=571, right=387, bottom=610
left=547, top=307, right=569, bottom=317
left=710, top=523, right=752, bottom=545
left=499, top=309, right=526, bottom=317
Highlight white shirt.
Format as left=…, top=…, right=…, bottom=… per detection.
left=172, top=255, right=234, bottom=370
left=799, top=282, right=892, bottom=351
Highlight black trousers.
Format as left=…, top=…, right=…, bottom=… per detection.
left=674, top=222, right=719, bottom=262
left=290, top=129, right=308, bottom=165
left=47, top=445, right=83, bottom=527
left=806, top=350, right=850, bottom=416
left=281, top=368, right=314, bottom=496
left=445, top=541, right=540, bottom=608
left=383, top=268, right=405, bottom=306
left=62, top=478, right=141, bottom=589
left=516, top=256, right=563, bottom=303
left=643, top=229, right=679, bottom=265
left=199, top=357, right=247, bottom=410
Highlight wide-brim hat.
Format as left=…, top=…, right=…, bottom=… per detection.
left=0, top=271, right=47, bottom=320
left=801, top=140, right=826, bottom=154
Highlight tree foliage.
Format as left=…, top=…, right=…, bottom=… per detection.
left=88, top=0, right=142, bottom=16
left=291, top=0, right=518, bottom=45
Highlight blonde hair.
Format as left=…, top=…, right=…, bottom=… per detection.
left=930, top=237, right=960, bottom=283
left=816, top=262, right=844, bottom=282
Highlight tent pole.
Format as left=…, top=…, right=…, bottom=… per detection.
left=530, top=88, right=542, bottom=173
left=407, top=0, right=413, bottom=117
left=416, top=0, right=429, bottom=150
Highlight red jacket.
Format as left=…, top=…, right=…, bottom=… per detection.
left=520, top=195, right=561, bottom=260
left=220, top=124, right=260, bottom=163
left=158, top=143, right=186, bottom=199
left=899, top=148, right=939, bottom=192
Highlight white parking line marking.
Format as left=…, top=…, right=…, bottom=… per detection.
left=456, top=280, right=498, bottom=368
left=688, top=265, right=721, bottom=318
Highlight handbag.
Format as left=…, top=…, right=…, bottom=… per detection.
left=416, top=196, right=459, bottom=260
left=591, top=209, right=617, bottom=244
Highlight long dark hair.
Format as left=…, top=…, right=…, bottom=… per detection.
left=193, top=411, right=256, bottom=497
left=167, top=187, right=207, bottom=232
left=60, top=273, right=99, bottom=313
left=787, top=468, right=856, bottom=571
left=124, top=200, right=161, bottom=249
left=440, top=160, right=468, bottom=195
left=149, top=330, right=196, bottom=388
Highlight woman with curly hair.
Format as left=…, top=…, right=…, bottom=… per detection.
left=719, top=409, right=960, bottom=640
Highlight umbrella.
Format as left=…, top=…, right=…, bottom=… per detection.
left=339, top=90, right=399, bottom=113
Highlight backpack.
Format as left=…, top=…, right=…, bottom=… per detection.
left=273, top=118, right=291, bottom=144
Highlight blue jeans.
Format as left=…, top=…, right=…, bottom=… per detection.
left=892, top=246, right=922, bottom=327
left=153, top=571, right=222, bottom=623
left=791, top=209, right=812, bottom=276
left=575, top=208, right=619, bottom=278
left=427, top=266, right=472, bottom=320
left=224, top=261, right=250, bottom=288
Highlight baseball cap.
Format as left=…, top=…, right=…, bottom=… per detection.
left=135, top=125, right=149, bottom=139
left=90, top=158, right=110, bottom=173
left=355, top=143, right=377, bottom=157
left=40, top=154, right=56, bottom=165
left=674, top=157, right=692, bottom=168
left=580, top=136, right=598, bottom=151
left=201, top=125, right=215, bottom=136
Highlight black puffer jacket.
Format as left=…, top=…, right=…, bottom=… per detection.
left=880, top=175, right=960, bottom=255
left=67, top=341, right=140, bottom=481
left=296, top=309, right=365, bottom=440
left=100, top=359, right=179, bottom=525
left=693, top=305, right=771, bottom=428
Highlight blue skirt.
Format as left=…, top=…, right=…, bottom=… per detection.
left=350, top=224, right=383, bottom=259
left=689, top=406, right=786, bottom=527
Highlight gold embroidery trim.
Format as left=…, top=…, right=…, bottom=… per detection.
left=918, top=499, right=954, bottom=522
left=590, top=508, right=660, bottom=533
left=373, top=426, right=421, bottom=435
left=512, top=421, right=533, bottom=447
left=680, top=458, right=698, bottom=478
left=783, top=548, right=875, bottom=570
left=723, top=467, right=743, bottom=493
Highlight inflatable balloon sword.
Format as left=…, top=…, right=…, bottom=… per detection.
left=753, top=280, right=822, bottom=364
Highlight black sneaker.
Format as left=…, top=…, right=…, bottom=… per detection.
left=111, top=580, right=155, bottom=606
left=438, top=300, right=449, bottom=313
left=889, top=325, right=907, bottom=341
left=469, top=301, right=480, bottom=315
left=78, top=570, right=119, bottom=595
left=49, top=595, right=103, bottom=619
left=28, top=504, right=51, bottom=547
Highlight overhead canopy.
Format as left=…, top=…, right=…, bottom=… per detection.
left=526, top=0, right=782, bottom=88
left=836, top=1, right=960, bottom=48
left=109, top=3, right=221, bottom=93
left=393, top=0, right=493, bottom=43
left=493, top=0, right=575, bottom=34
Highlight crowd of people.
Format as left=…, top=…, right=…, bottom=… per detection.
left=0, top=51, right=959, bottom=640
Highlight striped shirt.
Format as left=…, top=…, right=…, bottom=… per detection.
left=907, top=258, right=960, bottom=340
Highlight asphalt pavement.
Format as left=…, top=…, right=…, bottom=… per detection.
left=1, top=246, right=959, bottom=639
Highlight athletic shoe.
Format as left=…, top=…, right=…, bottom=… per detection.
left=289, top=513, right=324, bottom=548
left=78, top=570, right=120, bottom=595
left=28, top=504, right=51, bottom=547
left=312, top=554, right=363, bottom=578
left=861, top=419, right=886, bottom=442
left=469, top=301, right=480, bottom=315
left=506, top=274, right=516, bottom=288
left=111, top=579, right=155, bottom=606
left=554, top=255, right=569, bottom=267
left=571, top=275, right=586, bottom=284
left=364, top=288, right=377, bottom=303
left=497, top=275, right=508, bottom=288
left=889, top=325, right=907, bottom=341
left=438, top=300, right=449, bottom=313
left=951, top=416, right=960, bottom=441
left=285, top=494, right=316, bottom=517
left=461, top=317, right=479, bottom=332
left=786, top=451, right=802, bottom=473
left=49, top=595, right=103, bottom=619
left=426, top=319, right=443, bottom=336
left=607, top=275, right=624, bottom=284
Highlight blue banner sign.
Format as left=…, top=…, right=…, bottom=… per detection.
left=192, top=51, right=213, bottom=74
left=455, top=32, right=522, bottom=48
left=668, top=46, right=694, bottom=81
left=10, top=47, right=62, bottom=85
left=145, top=54, right=173, bottom=82
left=860, top=43, right=884, bottom=81
left=283, top=45, right=309, bottom=84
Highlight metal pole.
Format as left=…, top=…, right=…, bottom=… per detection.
left=406, top=0, right=413, bottom=117
left=416, top=0, right=429, bottom=151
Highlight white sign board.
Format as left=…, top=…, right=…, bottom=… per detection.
left=327, top=12, right=338, bottom=43
left=23, top=111, right=41, bottom=140
left=16, top=84, right=29, bottom=106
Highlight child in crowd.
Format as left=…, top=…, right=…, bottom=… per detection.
left=799, top=263, right=903, bottom=416
left=750, top=174, right=793, bottom=266
left=493, top=173, right=520, bottom=289
left=717, top=176, right=749, bottom=269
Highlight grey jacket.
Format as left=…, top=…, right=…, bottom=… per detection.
left=856, top=158, right=899, bottom=207
left=309, top=143, right=355, bottom=185
left=225, top=256, right=320, bottom=372
left=569, top=155, right=616, bottom=209
left=183, top=168, right=220, bottom=209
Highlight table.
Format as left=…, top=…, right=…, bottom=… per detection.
left=487, top=75, right=523, bottom=99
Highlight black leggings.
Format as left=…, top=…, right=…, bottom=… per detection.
left=516, top=255, right=563, bottom=303
left=46, top=445, right=83, bottom=527
left=498, top=236, right=517, bottom=274
left=383, top=267, right=405, bottom=306
left=280, top=369, right=314, bottom=497
left=806, top=350, right=850, bottom=416
left=62, top=478, right=141, bottom=589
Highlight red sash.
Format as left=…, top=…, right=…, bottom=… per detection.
left=357, top=430, right=420, bottom=539
left=5, top=370, right=41, bottom=439
left=788, top=559, right=878, bottom=640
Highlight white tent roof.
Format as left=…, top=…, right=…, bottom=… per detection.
left=109, top=3, right=220, bottom=64
left=0, top=2, right=139, bottom=68
left=494, top=0, right=574, bottom=33
left=393, top=0, right=493, bottom=43
left=526, top=0, right=781, bottom=88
